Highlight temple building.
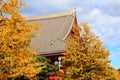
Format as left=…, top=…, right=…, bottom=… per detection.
left=27, top=10, right=79, bottom=62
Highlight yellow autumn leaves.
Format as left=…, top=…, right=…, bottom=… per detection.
left=1, top=0, right=23, bottom=14
left=62, top=23, right=120, bottom=80
left=0, top=0, right=45, bottom=79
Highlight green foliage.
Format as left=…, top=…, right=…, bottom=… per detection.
left=118, top=68, right=120, bottom=71
left=36, top=56, right=57, bottom=80
left=118, top=68, right=120, bottom=73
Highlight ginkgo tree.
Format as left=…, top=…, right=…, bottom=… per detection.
left=0, top=0, right=45, bottom=79
left=62, top=23, right=117, bottom=80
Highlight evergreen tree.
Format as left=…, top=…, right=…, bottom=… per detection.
left=36, top=56, right=57, bottom=80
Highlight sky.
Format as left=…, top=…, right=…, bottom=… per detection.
left=22, top=0, right=120, bottom=69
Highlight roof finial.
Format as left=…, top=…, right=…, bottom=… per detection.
left=74, top=8, right=76, bottom=12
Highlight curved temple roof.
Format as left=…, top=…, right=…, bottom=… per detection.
left=27, top=10, right=76, bottom=55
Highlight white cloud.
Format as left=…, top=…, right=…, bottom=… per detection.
left=97, top=0, right=120, bottom=16
left=23, top=0, right=120, bottom=16
left=109, top=52, right=120, bottom=60
left=98, top=0, right=120, bottom=5
left=22, top=0, right=75, bottom=16
left=23, top=0, right=97, bottom=16
left=24, top=0, right=74, bottom=8
left=77, top=8, right=120, bottom=46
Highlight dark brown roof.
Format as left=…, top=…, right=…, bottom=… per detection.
left=26, top=10, right=76, bottom=55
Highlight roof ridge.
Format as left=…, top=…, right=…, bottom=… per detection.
left=26, top=9, right=76, bottom=20
left=38, top=49, right=65, bottom=54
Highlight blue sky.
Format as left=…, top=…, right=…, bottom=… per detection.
left=22, top=0, right=120, bottom=69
